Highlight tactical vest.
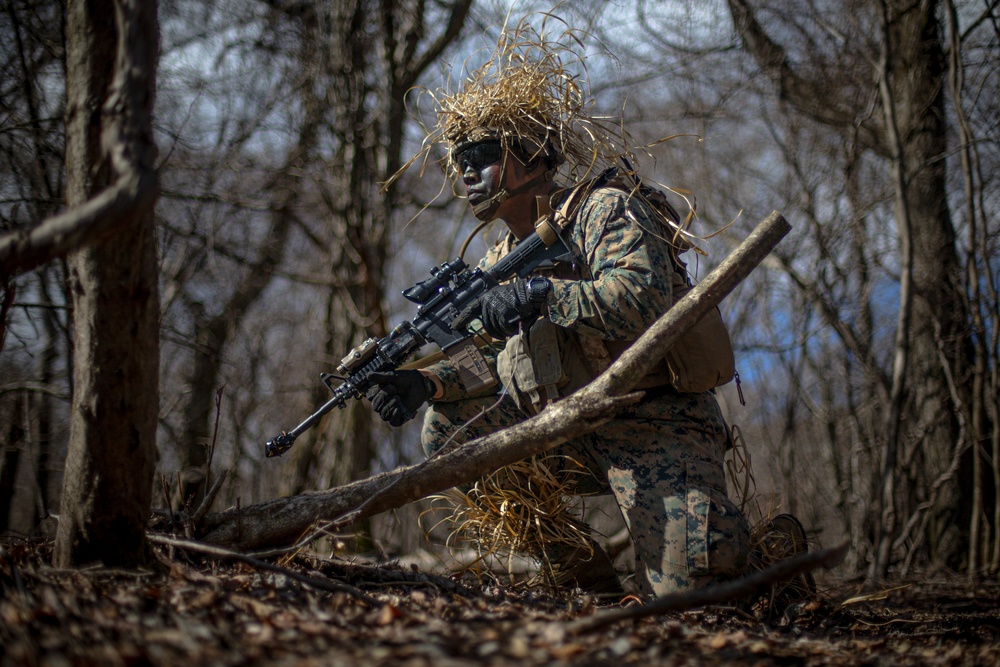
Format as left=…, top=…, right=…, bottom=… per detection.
left=493, top=174, right=735, bottom=414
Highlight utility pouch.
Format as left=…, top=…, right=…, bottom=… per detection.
left=497, top=318, right=592, bottom=415
left=663, top=271, right=736, bottom=393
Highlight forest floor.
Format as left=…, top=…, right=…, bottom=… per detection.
left=1, top=536, right=999, bottom=666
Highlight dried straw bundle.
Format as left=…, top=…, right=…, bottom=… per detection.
left=388, top=12, right=634, bottom=190
left=434, top=15, right=631, bottom=181
left=427, top=454, right=597, bottom=577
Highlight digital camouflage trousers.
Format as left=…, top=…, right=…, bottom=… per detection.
left=421, top=389, right=750, bottom=598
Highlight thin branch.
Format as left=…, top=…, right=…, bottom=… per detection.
left=0, top=0, right=159, bottom=279
left=0, top=170, right=158, bottom=278
left=726, top=0, right=885, bottom=153
left=870, top=0, right=916, bottom=583
left=0, top=382, right=70, bottom=400
left=569, top=542, right=849, bottom=634
left=191, top=468, right=229, bottom=526
left=405, top=0, right=475, bottom=87
left=146, top=533, right=374, bottom=602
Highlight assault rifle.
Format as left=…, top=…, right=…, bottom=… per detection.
left=264, top=218, right=574, bottom=457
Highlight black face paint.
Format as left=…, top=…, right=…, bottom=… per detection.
left=454, top=140, right=503, bottom=174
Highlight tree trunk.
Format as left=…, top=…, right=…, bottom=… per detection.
left=284, top=0, right=472, bottom=500
left=728, top=0, right=972, bottom=573
left=177, top=167, right=301, bottom=509
left=54, top=0, right=160, bottom=568
left=888, top=0, right=969, bottom=570
left=34, top=268, right=63, bottom=525
left=0, top=392, right=26, bottom=533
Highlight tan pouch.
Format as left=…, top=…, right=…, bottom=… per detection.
left=497, top=318, right=594, bottom=414
left=663, top=271, right=736, bottom=393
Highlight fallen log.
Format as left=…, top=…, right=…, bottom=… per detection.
left=199, top=212, right=792, bottom=551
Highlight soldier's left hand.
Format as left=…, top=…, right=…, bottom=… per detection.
left=480, top=277, right=551, bottom=339
left=366, top=370, right=434, bottom=427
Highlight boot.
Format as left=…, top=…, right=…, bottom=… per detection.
left=540, top=538, right=624, bottom=596
left=755, top=513, right=815, bottom=609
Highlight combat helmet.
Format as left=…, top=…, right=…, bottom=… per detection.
left=389, top=13, right=632, bottom=221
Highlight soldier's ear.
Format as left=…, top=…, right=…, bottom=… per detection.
left=531, top=156, right=550, bottom=175
left=521, top=153, right=550, bottom=178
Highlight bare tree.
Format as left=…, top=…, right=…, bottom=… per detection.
left=0, top=0, right=70, bottom=533
left=0, top=391, right=26, bottom=533
left=247, top=1, right=473, bottom=501
left=170, top=85, right=322, bottom=510
left=52, top=0, right=160, bottom=567
left=725, top=0, right=993, bottom=578
left=583, top=0, right=998, bottom=578
left=150, top=1, right=474, bottom=543
left=943, top=0, right=1000, bottom=574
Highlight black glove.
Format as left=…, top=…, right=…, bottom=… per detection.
left=365, top=370, right=434, bottom=427
left=479, top=277, right=551, bottom=339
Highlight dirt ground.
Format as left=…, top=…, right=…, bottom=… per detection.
left=2, top=536, right=999, bottom=666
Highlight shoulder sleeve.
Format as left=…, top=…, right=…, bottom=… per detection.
left=544, top=186, right=677, bottom=340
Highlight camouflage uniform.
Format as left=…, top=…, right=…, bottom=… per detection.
left=422, top=185, right=750, bottom=597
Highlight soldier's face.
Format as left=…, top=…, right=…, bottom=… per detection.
left=458, top=141, right=505, bottom=209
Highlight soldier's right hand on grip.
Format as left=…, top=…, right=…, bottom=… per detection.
left=365, top=370, right=433, bottom=427
left=480, top=277, right=550, bottom=339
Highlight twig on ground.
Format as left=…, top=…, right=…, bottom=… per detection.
left=146, top=533, right=374, bottom=604
left=295, top=553, right=475, bottom=597
left=191, top=468, right=229, bottom=527
left=568, top=541, right=849, bottom=634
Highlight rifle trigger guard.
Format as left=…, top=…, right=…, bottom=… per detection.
left=321, top=372, right=339, bottom=394
left=451, top=299, right=481, bottom=332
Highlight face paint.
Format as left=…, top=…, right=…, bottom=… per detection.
left=465, top=163, right=503, bottom=207
left=453, top=140, right=503, bottom=173
left=456, top=141, right=508, bottom=221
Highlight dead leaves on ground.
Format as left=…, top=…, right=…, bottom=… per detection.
left=2, top=538, right=999, bottom=666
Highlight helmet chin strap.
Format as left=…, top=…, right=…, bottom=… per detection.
left=472, top=171, right=551, bottom=221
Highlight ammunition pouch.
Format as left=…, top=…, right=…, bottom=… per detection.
left=497, top=318, right=594, bottom=415
left=662, top=270, right=735, bottom=393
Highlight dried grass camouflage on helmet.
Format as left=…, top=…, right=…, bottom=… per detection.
left=385, top=11, right=711, bottom=260
left=387, top=12, right=636, bottom=191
